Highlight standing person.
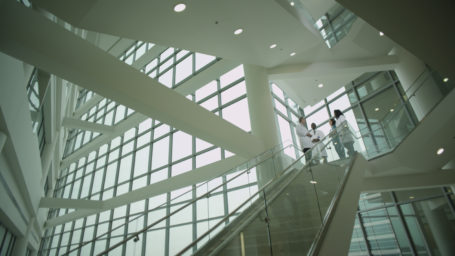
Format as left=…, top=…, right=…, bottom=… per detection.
left=329, top=118, right=346, bottom=159
left=334, top=110, right=355, bottom=157
left=296, top=117, right=313, bottom=163
left=310, top=123, right=328, bottom=164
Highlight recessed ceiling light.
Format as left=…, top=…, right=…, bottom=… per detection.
left=290, top=1, right=295, bottom=6
left=234, top=28, right=243, bottom=35
left=310, top=180, right=317, bottom=184
left=379, top=31, right=384, bottom=36
left=409, top=196, right=415, bottom=199
left=290, top=52, right=296, bottom=56
left=390, top=108, right=394, bottom=112
left=437, top=148, right=444, bottom=155
left=443, top=77, right=449, bottom=82
left=318, top=83, right=324, bottom=88
left=374, top=107, right=380, bottom=112
left=173, top=3, right=186, bottom=12
left=270, top=44, right=277, bottom=49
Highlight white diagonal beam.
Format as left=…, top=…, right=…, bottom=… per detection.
left=175, top=58, right=239, bottom=96
left=39, top=197, right=103, bottom=210
left=72, top=94, right=103, bottom=119
left=362, top=171, right=455, bottom=193
left=268, top=55, right=400, bottom=80
left=62, top=117, right=114, bottom=134
left=61, top=113, right=147, bottom=169
left=61, top=55, right=240, bottom=168
left=45, top=155, right=246, bottom=227
left=0, top=1, right=264, bottom=159
left=130, top=45, right=167, bottom=69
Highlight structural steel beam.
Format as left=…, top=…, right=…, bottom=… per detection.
left=45, top=155, right=246, bottom=227
left=0, top=1, right=264, bottom=161
left=62, top=117, right=115, bottom=134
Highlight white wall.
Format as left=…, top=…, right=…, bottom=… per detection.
left=0, top=52, right=46, bottom=253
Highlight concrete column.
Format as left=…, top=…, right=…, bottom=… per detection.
left=393, top=47, right=444, bottom=121
left=421, top=200, right=455, bottom=255
left=244, top=65, right=281, bottom=188
left=244, top=64, right=280, bottom=150
left=12, top=217, right=35, bottom=256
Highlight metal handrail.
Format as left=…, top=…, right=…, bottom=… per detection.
left=306, top=153, right=358, bottom=256
left=95, top=143, right=302, bottom=255
left=176, top=148, right=308, bottom=256
left=177, top=126, right=358, bottom=255
left=183, top=127, right=360, bottom=256
left=62, top=142, right=293, bottom=255
left=97, top=125, right=354, bottom=255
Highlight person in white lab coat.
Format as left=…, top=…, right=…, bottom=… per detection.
left=310, top=123, right=328, bottom=163
left=296, top=117, right=313, bottom=163
left=334, top=109, right=355, bottom=157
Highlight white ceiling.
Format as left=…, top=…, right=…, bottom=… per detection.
left=33, top=0, right=398, bottom=107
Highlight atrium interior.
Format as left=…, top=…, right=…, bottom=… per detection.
left=1, top=0, right=455, bottom=255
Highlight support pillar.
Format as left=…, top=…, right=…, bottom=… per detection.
left=421, top=200, right=455, bottom=255
left=393, top=47, right=445, bottom=121
left=12, top=217, right=36, bottom=256
left=244, top=65, right=281, bottom=188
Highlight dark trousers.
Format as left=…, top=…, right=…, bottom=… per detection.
left=303, top=148, right=312, bottom=163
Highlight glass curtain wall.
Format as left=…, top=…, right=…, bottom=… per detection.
left=63, top=41, right=221, bottom=157
left=272, top=70, right=417, bottom=160
left=0, top=223, right=16, bottom=256
left=26, top=68, right=46, bottom=156
left=39, top=43, right=256, bottom=255
left=349, top=187, right=455, bottom=256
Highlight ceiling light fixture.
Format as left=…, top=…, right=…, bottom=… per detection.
left=173, top=3, right=186, bottom=12
left=390, top=108, right=394, bottom=112
left=374, top=107, right=380, bottom=112
left=437, top=148, right=444, bottom=155
left=318, top=83, right=324, bottom=88
left=290, top=1, right=295, bottom=6
left=443, top=77, right=449, bottom=82
left=379, top=31, right=384, bottom=36
left=234, top=28, right=243, bottom=35
left=409, top=196, right=415, bottom=199
left=290, top=52, right=296, bottom=56
left=310, top=180, right=317, bottom=184
left=270, top=44, right=277, bottom=49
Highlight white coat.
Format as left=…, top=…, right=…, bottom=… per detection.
left=310, top=129, right=327, bottom=158
left=296, top=123, right=312, bottom=149
left=336, top=115, right=354, bottom=143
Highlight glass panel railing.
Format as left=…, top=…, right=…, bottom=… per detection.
left=90, top=143, right=302, bottom=255
left=61, top=142, right=294, bottom=255
left=351, top=68, right=454, bottom=159
left=184, top=125, right=359, bottom=256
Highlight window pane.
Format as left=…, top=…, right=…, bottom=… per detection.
left=328, top=93, right=351, bottom=114
left=220, top=65, right=244, bottom=88
left=134, top=146, right=149, bottom=177
left=222, top=98, right=251, bottom=132
left=196, top=80, right=217, bottom=102
left=152, top=137, right=169, bottom=170
left=118, top=155, right=133, bottom=183
left=306, top=106, right=329, bottom=127
left=172, top=131, right=192, bottom=161
left=158, top=68, right=173, bottom=88
left=172, top=159, right=192, bottom=176
left=221, top=81, right=246, bottom=105
left=200, top=96, right=218, bottom=112
left=271, top=83, right=284, bottom=101
left=175, top=55, right=193, bottom=84
left=195, top=53, right=216, bottom=71
left=196, top=148, right=221, bottom=168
